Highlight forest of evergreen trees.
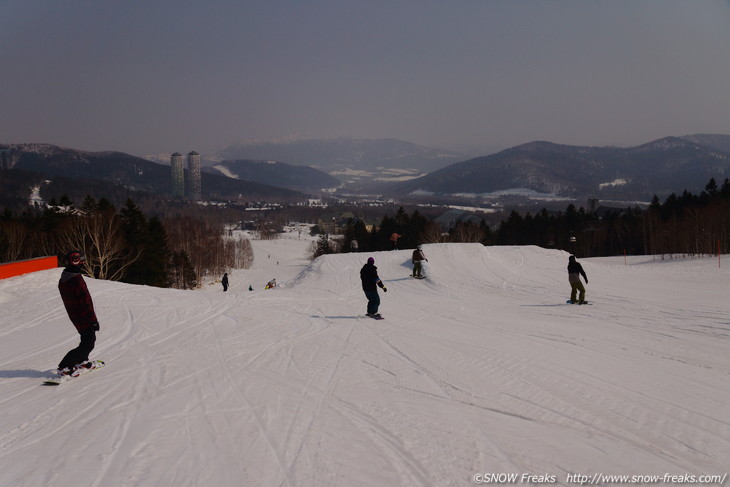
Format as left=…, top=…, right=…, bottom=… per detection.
left=320, top=178, right=730, bottom=259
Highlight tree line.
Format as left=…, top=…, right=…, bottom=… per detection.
left=0, top=196, right=252, bottom=289
left=494, top=178, right=730, bottom=257
left=312, top=178, right=730, bottom=259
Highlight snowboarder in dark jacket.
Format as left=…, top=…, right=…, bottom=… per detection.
left=57, top=251, right=99, bottom=374
left=222, top=273, right=229, bottom=292
left=411, top=245, right=428, bottom=278
left=567, top=255, right=588, bottom=304
left=360, top=257, right=387, bottom=317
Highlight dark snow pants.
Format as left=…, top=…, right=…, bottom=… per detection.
left=58, top=328, right=96, bottom=369
left=364, top=290, right=380, bottom=315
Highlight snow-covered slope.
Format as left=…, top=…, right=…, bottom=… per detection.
left=1, top=235, right=728, bottom=487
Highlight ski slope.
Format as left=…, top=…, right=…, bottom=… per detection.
left=1, top=229, right=728, bottom=487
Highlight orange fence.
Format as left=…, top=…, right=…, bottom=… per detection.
left=0, top=256, right=59, bottom=280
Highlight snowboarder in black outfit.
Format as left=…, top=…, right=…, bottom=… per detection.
left=360, top=257, right=387, bottom=318
left=222, top=273, right=229, bottom=292
left=567, top=255, right=588, bottom=304
left=57, top=251, right=100, bottom=375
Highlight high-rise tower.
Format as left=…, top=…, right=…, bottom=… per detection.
left=170, top=152, right=184, bottom=198
left=187, top=151, right=202, bottom=201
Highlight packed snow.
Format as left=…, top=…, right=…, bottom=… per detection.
left=0, top=227, right=728, bottom=487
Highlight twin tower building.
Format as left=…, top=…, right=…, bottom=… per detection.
left=170, top=151, right=201, bottom=201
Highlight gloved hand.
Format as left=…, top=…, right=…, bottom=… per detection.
left=382, top=287, right=387, bottom=292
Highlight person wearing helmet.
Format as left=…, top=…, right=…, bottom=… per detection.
left=411, top=245, right=428, bottom=278
left=360, top=257, right=387, bottom=318
left=567, top=255, right=588, bottom=304
left=57, top=251, right=100, bottom=375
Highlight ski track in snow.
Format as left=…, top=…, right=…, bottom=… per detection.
left=1, top=233, right=729, bottom=487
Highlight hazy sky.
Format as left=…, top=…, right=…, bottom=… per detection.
left=2, top=0, right=730, bottom=157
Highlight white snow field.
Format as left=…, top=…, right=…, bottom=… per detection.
left=0, top=230, right=728, bottom=487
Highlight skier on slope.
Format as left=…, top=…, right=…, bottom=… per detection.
left=57, top=251, right=100, bottom=375
left=567, top=255, right=588, bottom=304
left=222, top=273, right=229, bottom=292
left=360, top=257, right=387, bottom=318
left=411, top=245, right=428, bottom=278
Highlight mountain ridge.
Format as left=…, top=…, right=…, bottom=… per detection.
left=0, top=143, right=304, bottom=203
left=390, top=134, right=730, bottom=200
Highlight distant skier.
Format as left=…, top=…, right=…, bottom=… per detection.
left=567, top=255, right=588, bottom=304
left=390, top=232, right=402, bottom=250
left=360, top=257, right=387, bottom=318
left=265, top=278, right=277, bottom=289
left=57, top=251, right=100, bottom=375
left=222, top=273, right=229, bottom=292
left=411, top=245, right=428, bottom=278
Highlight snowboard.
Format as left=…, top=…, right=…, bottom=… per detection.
left=412, top=275, right=426, bottom=279
left=43, top=360, right=105, bottom=385
left=367, top=314, right=385, bottom=320
left=566, top=300, right=592, bottom=305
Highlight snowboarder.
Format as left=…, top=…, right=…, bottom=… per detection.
left=412, top=245, right=428, bottom=278
left=567, top=255, right=588, bottom=304
left=390, top=233, right=402, bottom=250
left=265, top=278, right=277, bottom=289
left=360, top=257, right=387, bottom=318
left=57, top=251, right=100, bottom=375
left=222, top=273, right=229, bottom=292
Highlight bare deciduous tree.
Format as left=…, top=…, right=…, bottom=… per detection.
left=57, top=212, right=140, bottom=280
left=451, top=221, right=485, bottom=243
left=419, top=221, right=445, bottom=244
left=0, top=221, right=29, bottom=261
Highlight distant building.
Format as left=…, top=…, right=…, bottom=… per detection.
left=187, top=151, right=201, bottom=201
left=170, top=152, right=185, bottom=198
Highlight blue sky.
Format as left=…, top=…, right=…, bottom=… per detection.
left=2, top=0, right=730, bottom=157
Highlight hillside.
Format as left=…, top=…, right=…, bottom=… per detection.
left=1, top=233, right=728, bottom=486
left=207, top=159, right=340, bottom=192
left=392, top=135, right=730, bottom=201
left=218, top=137, right=466, bottom=181
left=1, top=144, right=305, bottom=202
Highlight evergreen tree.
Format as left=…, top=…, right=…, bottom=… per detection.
left=145, top=217, right=172, bottom=287
left=170, top=251, right=197, bottom=289
left=119, top=199, right=149, bottom=285
left=312, top=233, right=334, bottom=258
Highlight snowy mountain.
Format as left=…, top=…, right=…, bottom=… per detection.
left=1, top=143, right=305, bottom=202
left=218, top=137, right=467, bottom=178
left=1, top=230, right=728, bottom=486
left=206, top=159, right=340, bottom=192
left=392, top=135, right=730, bottom=201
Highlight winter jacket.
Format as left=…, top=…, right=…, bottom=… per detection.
left=412, top=249, right=426, bottom=263
left=58, top=266, right=99, bottom=332
left=360, top=263, right=383, bottom=292
left=567, top=260, right=587, bottom=284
